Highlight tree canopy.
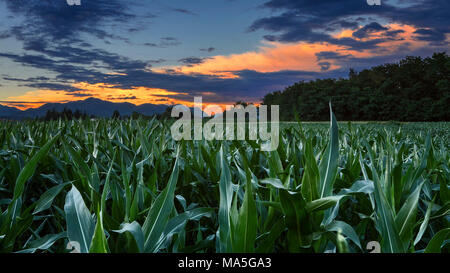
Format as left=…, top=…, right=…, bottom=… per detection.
left=262, top=52, right=450, bottom=121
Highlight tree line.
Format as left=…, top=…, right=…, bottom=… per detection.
left=43, top=109, right=169, bottom=121
left=262, top=52, right=450, bottom=121
left=43, top=108, right=91, bottom=121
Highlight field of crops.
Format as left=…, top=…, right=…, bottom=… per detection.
left=0, top=109, right=449, bottom=253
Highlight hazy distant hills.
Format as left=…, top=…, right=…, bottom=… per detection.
left=0, top=104, right=22, bottom=117
left=0, top=98, right=169, bottom=119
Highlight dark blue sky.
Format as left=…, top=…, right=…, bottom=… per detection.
left=0, top=0, right=448, bottom=109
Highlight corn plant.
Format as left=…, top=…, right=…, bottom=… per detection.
left=0, top=108, right=448, bottom=253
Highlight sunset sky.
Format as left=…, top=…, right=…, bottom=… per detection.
left=0, top=0, right=448, bottom=110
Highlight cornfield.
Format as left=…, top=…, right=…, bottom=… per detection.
left=0, top=108, right=449, bottom=253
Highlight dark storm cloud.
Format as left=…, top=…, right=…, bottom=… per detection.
left=121, top=96, right=137, bottom=100
left=0, top=51, right=106, bottom=91
left=69, top=92, right=95, bottom=97
left=3, top=36, right=150, bottom=72
left=106, top=95, right=137, bottom=100
left=318, top=62, right=331, bottom=71
left=352, top=22, right=388, bottom=39
left=334, top=20, right=360, bottom=30
left=3, top=76, right=51, bottom=82
left=384, top=29, right=405, bottom=38
left=330, top=37, right=391, bottom=51
left=0, top=0, right=135, bottom=42
left=249, top=0, right=381, bottom=44
left=178, top=57, right=208, bottom=65
left=20, top=83, right=82, bottom=92
left=0, top=1, right=168, bottom=95
left=316, top=51, right=352, bottom=61
left=413, top=28, right=446, bottom=42
left=249, top=0, right=450, bottom=47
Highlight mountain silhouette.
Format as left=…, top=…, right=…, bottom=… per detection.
left=0, top=98, right=169, bottom=118
left=0, top=104, right=22, bottom=118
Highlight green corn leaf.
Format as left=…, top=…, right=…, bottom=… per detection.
left=361, top=152, right=404, bottom=253
left=233, top=169, right=257, bottom=252
left=255, top=218, right=286, bottom=253
left=89, top=209, right=109, bottom=253
left=260, top=178, right=285, bottom=190
left=414, top=197, right=434, bottom=246
left=33, top=182, right=70, bottom=215
left=306, top=195, right=345, bottom=213
left=318, top=103, right=339, bottom=198
left=301, top=139, right=320, bottom=202
left=154, top=207, right=214, bottom=252
left=339, top=180, right=375, bottom=195
left=64, top=185, right=95, bottom=253
left=13, top=132, right=60, bottom=201
left=325, top=220, right=362, bottom=249
left=113, top=222, right=145, bottom=253
left=336, top=230, right=349, bottom=253
left=142, top=155, right=180, bottom=252
left=424, top=228, right=450, bottom=253
left=280, top=190, right=313, bottom=251
left=16, top=232, right=67, bottom=253
left=395, top=182, right=424, bottom=245
left=439, top=179, right=450, bottom=204
left=217, top=145, right=234, bottom=253
left=64, top=141, right=93, bottom=192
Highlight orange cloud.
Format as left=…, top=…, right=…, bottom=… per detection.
left=156, top=42, right=345, bottom=78
left=375, top=23, right=428, bottom=51
left=0, top=83, right=189, bottom=110
left=156, top=23, right=430, bottom=79
left=332, top=23, right=429, bottom=53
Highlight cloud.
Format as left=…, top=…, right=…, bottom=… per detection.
left=148, top=59, right=167, bottom=64
left=1, top=18, right=443, bottom=107
left=248, top=0, right=378, bottom=45
left=143, top=37, right=181, bottom=48
left=21, top=83, right=82, bottom=92
left=316, top=51, right=352, bottom=61
left=0, top=48, right=333, bottom=106
left=171, top=8, right=197, bottom=16
left=352, top=22, right=388, bottom=39
left=248, top=0, right=449, bottom=49
left=1, top=0, right=448, bottom=109
left=318, top=62, right=331, bottom=71
left=413, top=28, right=446, bottom=42
left=3, top=76, right=51, bottom=82
left=0, top=36, right=152, bottom=77
left=178, top=57, right=209, bottom=65
left=200, top=47, right=216, bottom=53
left=0, top=0, right=137, bottom=42
left=106, top=95, right=138, bottom=100
left=69, top=92, right=95, bottom=98
left=157, top=41, right=370, bottom=78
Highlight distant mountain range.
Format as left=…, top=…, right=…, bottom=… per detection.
left=0, top=98, right=169, bottom=119
left=0, top=104, right=22, bottom=117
